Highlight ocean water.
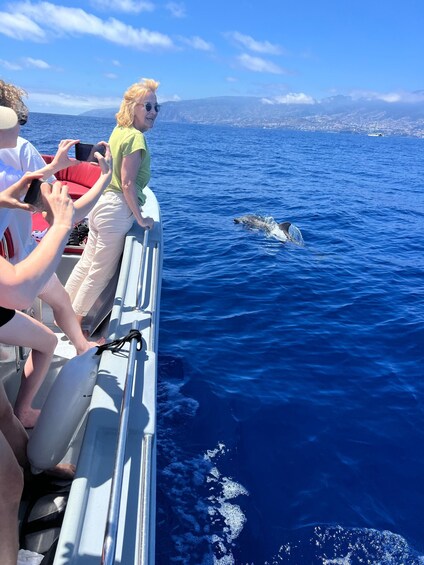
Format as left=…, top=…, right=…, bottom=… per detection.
left=24, top=114, right=424, bottom=564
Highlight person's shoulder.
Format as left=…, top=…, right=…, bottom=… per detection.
left=0, top=140, right=21, bottom=169
left=122, top=126, right=142, bottom=137
left=112, top=126, right=144, bottom=144
left=111, top=125, right=131, bottom=138
left=17, top=136, right=40, bottom=154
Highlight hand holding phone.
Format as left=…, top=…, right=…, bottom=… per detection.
left=75, top=142, right=107, bottom=163
left=23, top=179, right=47, bottom=210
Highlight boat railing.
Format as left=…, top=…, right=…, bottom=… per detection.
left=101, top=226, right=157, bottom=565
left=138, top=432, right=154, bottom=563
left=101, top=321, right=141, bottom=565
left=134, top=229, right=161, bottom=351
left=136, top=229, right=150, bottom=311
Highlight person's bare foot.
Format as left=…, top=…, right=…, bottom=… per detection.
left=44, top=463, right=76, bottom=480
left=76, top=337, right=106, bottom=356
left=14, top=407, right=41, bottom=429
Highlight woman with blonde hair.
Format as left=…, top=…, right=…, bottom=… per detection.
left=65, top=78, right=158, bottom=329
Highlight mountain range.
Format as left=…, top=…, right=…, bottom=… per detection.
left=81, top=94, right=424, bottom=137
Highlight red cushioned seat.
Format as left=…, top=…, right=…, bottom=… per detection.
left=41, top=155, right=101, bottom=200
left=31, top=212, right=49, bottom=233
left=59, top=181, right=90, bottom=199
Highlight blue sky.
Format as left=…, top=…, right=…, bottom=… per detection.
left=0, top=0, right=423, bottom=114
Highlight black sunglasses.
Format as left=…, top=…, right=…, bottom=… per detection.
left=138, top=102, right=161, bottom=113
left=18, top=113, right=28, bottom=126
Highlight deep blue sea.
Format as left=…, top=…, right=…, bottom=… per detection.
left=25, top=113, right=424, bottom=564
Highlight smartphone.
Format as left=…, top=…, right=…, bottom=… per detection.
left=24, top=179, right=45, bottom=210
left=75, top=142, right=106, bottom=163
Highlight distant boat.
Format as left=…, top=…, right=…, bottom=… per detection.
left=368, top=131, right=384, bottom=137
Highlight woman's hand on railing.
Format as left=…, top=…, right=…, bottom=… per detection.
left=138, top=216, right=154, bottom=230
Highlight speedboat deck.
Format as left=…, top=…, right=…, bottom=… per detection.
left=2, top=184, right=162, bottom=565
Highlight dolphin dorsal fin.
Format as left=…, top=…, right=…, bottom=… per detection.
left=278, top=222, right=291, bottom=235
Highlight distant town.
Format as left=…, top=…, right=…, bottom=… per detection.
left=82, top=94, right=424, bottom=138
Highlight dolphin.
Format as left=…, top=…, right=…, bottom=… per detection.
left=234, top=214, right=304, bottom=245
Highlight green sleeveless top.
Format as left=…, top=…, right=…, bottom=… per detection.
left=106, top=125, right=150, bottom=205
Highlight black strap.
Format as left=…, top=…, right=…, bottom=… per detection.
left=95, top=329, right=143, bottom=356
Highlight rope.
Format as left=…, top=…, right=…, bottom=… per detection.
left=95, top=329, right=143, bottom=356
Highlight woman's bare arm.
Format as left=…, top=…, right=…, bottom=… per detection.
left=121, top=151, right=154, bottom=229
left=0, top=183, right=74, bottom=309
left=72, top=145, right=113, bottom=223
left=26, top=139, right=80, bottom=181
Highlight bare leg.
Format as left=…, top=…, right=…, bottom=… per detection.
left=40, top=274, right=100, bottom=355
left=0, top=431, right=23, bottom=565
left=0, top=384, right=26, bottom=565
left=0, top=311, right=57, bottom=428
left=0, top=383, right=28, bottom=468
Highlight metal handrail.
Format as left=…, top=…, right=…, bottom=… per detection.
left=112, top=236, right=136, bottom=338
left=101, top=323, right=140, bottom=565
left=101, top=226, right=159, bottom=564
left=136, top=229, right=150, bottom=311
left=137, top=433, right=154, bottom=564
left=147, top=244, right=160, bottom=350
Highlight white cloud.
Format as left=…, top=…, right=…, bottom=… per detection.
left=0, top=11, right=46, bottom=41
left=23, top=57, right=51, bottom=69
left=90, top=0, right=154, bottom=13
left=104, top=73, right=118, bottom=79
left=351, top=89, right=424, bottom=103
left=237, top=53, right=285, bottom=74
left=159, top=94, right=181, bottom=102
left=0, top=56, right=52, bottom=70
left=178, top=35, right=214, bottom=51
left=27, top=91, right=122, bottom=113
left=273, top=93, right=316, bottom=104
left=5, top=2, right=174, bottom=50
left=226, top=76, right=238, bottom=83
left=112, top=60, right=121, bottom=67
left=0, top=59, right=23, bottom=70
left=227, top=32, right=283, bottom=55
left=166, top=1, right=185, bottom=18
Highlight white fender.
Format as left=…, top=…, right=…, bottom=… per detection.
left=27, top=348, right=100, bottom=472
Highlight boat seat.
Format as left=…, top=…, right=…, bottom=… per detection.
left=41, top=155, right=101, bottom=200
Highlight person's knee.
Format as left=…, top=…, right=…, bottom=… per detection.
left=45, top=330, right=58, bottom=355
left=33, top=326, right=58, bottom=357
left=41, top=279, right=71, bottom=311
left=34, top=329, right=58, bottom=357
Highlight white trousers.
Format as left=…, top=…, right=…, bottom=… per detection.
left=65, top=191, right=134, bottom=317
